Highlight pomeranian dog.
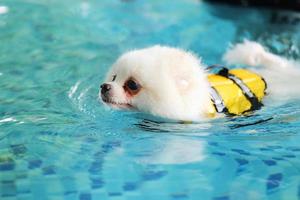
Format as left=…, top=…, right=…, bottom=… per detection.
left=99, top=40, right=300, bottom=122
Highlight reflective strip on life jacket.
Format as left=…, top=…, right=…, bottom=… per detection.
left=207, top=68, right=267, bottom=115
left=229, top=69, right=266, bottom=102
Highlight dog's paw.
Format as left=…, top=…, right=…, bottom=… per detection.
left=223, top=40, right=267, bottom=67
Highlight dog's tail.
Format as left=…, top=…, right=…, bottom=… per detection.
left=222, top=40, right=298, bottom=70
left=223, top=40, right=300, bottom=99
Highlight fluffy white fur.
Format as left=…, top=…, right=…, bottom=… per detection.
left=100, top=41, right=300, bottom=121
left=102, top=46, right=212, bottom=121
left=223, top=40, right=300, bottom=100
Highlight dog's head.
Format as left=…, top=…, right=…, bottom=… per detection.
left=99, top=46, right=211, bottom=121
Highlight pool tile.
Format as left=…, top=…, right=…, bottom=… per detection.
left=10, top=144, right=27, bottom=156
left=236, top=167, right=246, bottom=174
left=212, top=152, right=226, bottom=156
left=1, top=181, right=17, bottom=198
left=123, top=182, right=138, bottom=191
left=259, top=148, right=271, bottom=151
left=262, top=160, right=277, bottom=166
left=272, top=157, right=284, bottom=161
left=85, top=137, right=97, bottom=143
left=61, top=176, right=78, bottom=196
left=64, top=190, right=77, bottom=195
left=170, top=193, right=188, bottom=199
left=231, top=149, right=251, bottom=156
left=142, top=170, right=168, bottom=181
left=0, top=162, right=15, bottom=171
left=42, top=166, right=56, bottom=175
left=17, top=189, right=31, bottom=194
left=90, top=178, right=104, bottom=189
left=93, top=151, right=104, bottom=159
left=266, top=173, right=283, bottom=191
left=209, top=142, right=218, bottom=146
left=79, top=193, right=92, bottom=200
left=288, top=147, right=300, bottom=152
left=28, top=159, right=42, bottom=169
left=102, top=141, right=121, bottom=153
left=88, top=161, right=103, bottom=174
left=108, top=192, right=122, bottom=196
left=283, top=154, right=296, bottom=158
left=235, top=158, right=249, bottom=166
left=2, top=180, right=14, bottom=184
left=64, top=192, right=78, bottom=200
left=213, top=195, right=230, bottom=200
left=16, top=172, right=28, bottom=179
left=267, top=145, right=282, bottom=150
left=16, top=178, right=30, bottom=194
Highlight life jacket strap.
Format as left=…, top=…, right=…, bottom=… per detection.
left=209, top=87, right=227, bottom=113
left=227, top=73, right=263, bottom=111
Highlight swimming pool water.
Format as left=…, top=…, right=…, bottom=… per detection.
left=0, top=0, right=300, bottom=199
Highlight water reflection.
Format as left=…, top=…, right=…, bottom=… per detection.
left=139, top=137, right=207, bottom=164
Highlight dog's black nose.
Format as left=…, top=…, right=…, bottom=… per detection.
left=101, top=83, right=111, bottom=95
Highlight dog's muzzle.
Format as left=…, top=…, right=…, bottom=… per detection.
left=100, top=83, right=113, bottom=102
left=100, top=83, right=111, bottom=96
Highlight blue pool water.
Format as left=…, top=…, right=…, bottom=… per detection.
left=0, top=0, right=300, bottom=199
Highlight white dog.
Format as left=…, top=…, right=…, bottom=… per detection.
left=99, top=41, right=300, bottom=122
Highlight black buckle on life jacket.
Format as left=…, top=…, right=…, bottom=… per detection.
left=207, top=65, right=230, bottom=77
left=217, top=67, right=229, bottom=77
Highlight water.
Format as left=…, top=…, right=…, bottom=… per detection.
left=0, top=0, right=300, bottom=199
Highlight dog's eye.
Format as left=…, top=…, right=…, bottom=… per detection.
left=112, top=75, right=117, bottom=81
left=124, top=78, right=141, bottom=95
left=126, top=80, right=139, bottom=90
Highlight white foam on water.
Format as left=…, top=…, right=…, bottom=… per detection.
left=68, top=81, right=81, bottom=99
left=0, top=117, right=17, bottom=123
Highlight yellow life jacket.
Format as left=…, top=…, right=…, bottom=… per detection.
left=207, top=68, right=267, bottom=116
